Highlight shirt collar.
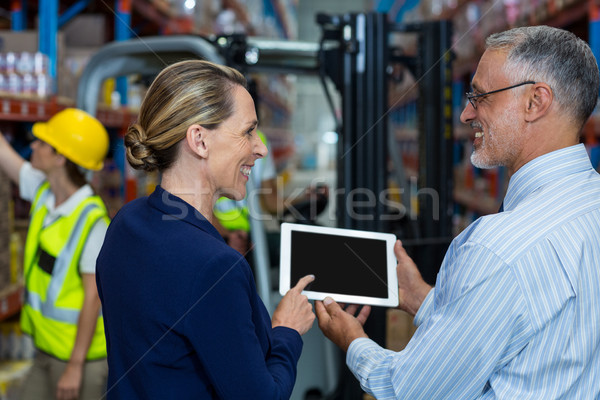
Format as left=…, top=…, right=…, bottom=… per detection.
left=47, top=184, right=94, bottom=216
left=503, top=144, right=593, bottom=211
left=148, top=185, right=224, bottom=241
left=41, top=184, right=94, bottom=226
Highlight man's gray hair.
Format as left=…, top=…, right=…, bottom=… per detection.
left=486, top=25, right=599, bottom=127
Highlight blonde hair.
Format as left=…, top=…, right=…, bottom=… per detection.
left=125, top=60, right=247, bottom=172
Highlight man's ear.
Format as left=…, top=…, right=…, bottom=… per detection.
left=185, top=124, right=209, bottom=158
left=524, top=83, right=553, bottom=122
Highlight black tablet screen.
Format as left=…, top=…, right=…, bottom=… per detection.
left=290, top=230, right=389, bottom=298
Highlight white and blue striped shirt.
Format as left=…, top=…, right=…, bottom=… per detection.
left=347, top=144, right=600, bottom=399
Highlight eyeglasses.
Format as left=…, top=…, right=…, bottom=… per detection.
left=466, top=81, right=536, bottom=109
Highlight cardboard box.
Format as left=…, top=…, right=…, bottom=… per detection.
left=0, top=30, right=38, bottom=53
left=56, top=14, right=106, bottom=100
left=0, top=30, right=64, bottom=54
left=386, top=309, right=417, bottom=352
left=58, top=46, right=99, bottom=101
left=62, top=14, right=107, bottom=47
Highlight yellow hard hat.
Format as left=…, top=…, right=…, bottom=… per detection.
left=32, top=108, right=109, bottom=171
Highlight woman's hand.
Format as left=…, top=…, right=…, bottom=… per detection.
left=272, top=275, right=316, bottom=335
left=56, top=362, right=83, bottom=400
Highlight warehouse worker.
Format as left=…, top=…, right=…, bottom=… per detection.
left=316, top=26, right=600, bottom=399
left=0, top=108, right=109, bottom=400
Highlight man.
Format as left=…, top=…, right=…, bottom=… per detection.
left=316, top=26, right=600, bottom=399
left=0, top=108, right=109, bottom=400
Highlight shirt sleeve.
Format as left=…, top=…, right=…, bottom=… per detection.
left=18, top=162, right=46, bottom=202
left=346, top=242, right=533, bottom=400
left=413, top=286, right=435, bottom=327
left=184, top=252, right=302, bottom=400
left=79, top=218, right=109, bottom=274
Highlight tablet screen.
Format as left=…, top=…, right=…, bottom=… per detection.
left=290, top=231, right=388, bottom=298
left=280, top=223, right=399, bottom=307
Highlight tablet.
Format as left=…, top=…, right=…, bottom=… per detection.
left=279, top=223, right=399, bottom=307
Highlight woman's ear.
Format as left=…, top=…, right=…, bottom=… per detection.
left=54, top=153, right=67, bottom=168
left=186, top=124, right=209, bottom=158
left=524, top=83, right=553, bottom=122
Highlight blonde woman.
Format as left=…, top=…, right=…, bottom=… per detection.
left=96, top=60, right=315, bottom=399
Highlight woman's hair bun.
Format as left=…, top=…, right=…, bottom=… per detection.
left=124, top=123, right=158, bottom=172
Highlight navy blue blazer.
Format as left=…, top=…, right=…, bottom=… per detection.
left=96, top=186, right=303, bottom=399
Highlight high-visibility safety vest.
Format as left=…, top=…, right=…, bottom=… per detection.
left=214, top=130, right=268, bottom=232
left=21, top=182, right=108, bottom=361
left=214, top=197, right=251, bottom=232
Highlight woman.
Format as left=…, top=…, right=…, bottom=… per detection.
left=0, top=108, right=109, bottom=400
left=96, top=60, right=315, bottom=399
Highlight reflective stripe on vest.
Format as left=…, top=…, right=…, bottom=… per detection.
left=24, top=203, right=99, bottom=324
left=214, top=197, right=250, bottom=231
left=31, top=183, right=51, bottom=215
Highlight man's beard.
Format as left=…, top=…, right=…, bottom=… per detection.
left=471, top=106, right=522, bottom=169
